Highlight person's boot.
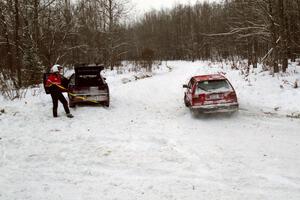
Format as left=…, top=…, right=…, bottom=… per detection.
left=66, top=113, right=74, bottom=118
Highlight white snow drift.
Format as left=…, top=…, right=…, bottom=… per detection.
left=0, top=61, right=300, bottom=200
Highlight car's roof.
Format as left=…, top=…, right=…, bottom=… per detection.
left=192, top=74, right=227, bottom=82
left=74, top=64, right=104, bottom=75
left=74, top=63, right=104, bottom=68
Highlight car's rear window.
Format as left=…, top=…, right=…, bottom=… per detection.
left=196, top=79, right=232, bottom=93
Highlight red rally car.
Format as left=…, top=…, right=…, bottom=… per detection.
left=183, top=74, right=239, bottom=113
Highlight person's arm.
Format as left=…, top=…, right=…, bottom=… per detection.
left=60, top=75, right=69, bottom=90
left=45, top=75, right=54, bottom=87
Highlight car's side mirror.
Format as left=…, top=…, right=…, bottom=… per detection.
left=183, top=84, right=189, bottom=88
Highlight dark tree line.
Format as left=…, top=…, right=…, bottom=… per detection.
left=126, top=0, right=300, bottom=73
left=0, top=0, right=129, bottom=95
left=1, top=0, right=300, bottom=96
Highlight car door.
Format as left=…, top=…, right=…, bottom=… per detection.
left=186, top=78, right=194, bottom=104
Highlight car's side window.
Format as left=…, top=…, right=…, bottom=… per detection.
left=187, top=79, right=194, bottom=93
left=188, top=79, right=192, bottom=88
left=69, top=74, right=75, bottom=85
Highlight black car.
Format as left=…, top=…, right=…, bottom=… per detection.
left=68, top=64, right=110, bottom=107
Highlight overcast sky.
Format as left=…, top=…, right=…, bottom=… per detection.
left=132, top=0, right=218, bottom=12
left=130, top=0, right=220, bottom=18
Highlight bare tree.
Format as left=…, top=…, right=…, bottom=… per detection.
left=99, top=0, right=130, bottom=69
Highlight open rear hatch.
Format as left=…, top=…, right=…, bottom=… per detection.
left=69, top=65, right=108, bottom=101
left=74, top=65, right=104, bottom=89
left=195, top=79, right=237, bottom=105
left=75, top=65, right=104, bottom=75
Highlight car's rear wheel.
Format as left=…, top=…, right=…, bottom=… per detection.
left=104, top=101, right=109, bottom=107
left=104, top=95, right=110, bottom=107
left=226, top=109, right=238, bottom=117
left=191, top=109, right=201, bottom=117
left=69, top=101, right=76, bottom=108
left=101, top=96, right=110, bottom=107
left=104, top=89, right=110, bottom=107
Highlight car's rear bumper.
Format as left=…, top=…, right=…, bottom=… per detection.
left=191, top=102, right=239, bottom=113
left=69, top=93, right=109, bottom=104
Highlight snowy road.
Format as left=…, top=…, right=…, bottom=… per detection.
left=1, top=61, right=300, bottom=200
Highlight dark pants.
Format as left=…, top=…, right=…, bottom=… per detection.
left=50, top=91, right=70, bottom=117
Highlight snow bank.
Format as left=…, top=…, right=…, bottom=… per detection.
left=168, top=60, right=300, bottom=116
left=0, top=60, right=300, bottom=200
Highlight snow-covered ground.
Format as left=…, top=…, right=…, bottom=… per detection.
left=1, top=61, right=300, bottom=200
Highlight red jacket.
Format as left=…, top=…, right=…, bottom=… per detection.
left=46, top=73, right=62, bottom=87
left=45, top=73, right=69, bottom=93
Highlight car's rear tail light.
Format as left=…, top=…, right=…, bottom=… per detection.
left=98, top=85, right=105, bottom=90
left=192, top=94, right=206, bottom=105
left=228, top=91, right=237, bottom=101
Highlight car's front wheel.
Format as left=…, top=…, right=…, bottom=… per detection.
left=184, top=94, right=190, bottom=107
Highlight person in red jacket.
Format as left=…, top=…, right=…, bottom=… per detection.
left=46, top=64, right=73, bottom=118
